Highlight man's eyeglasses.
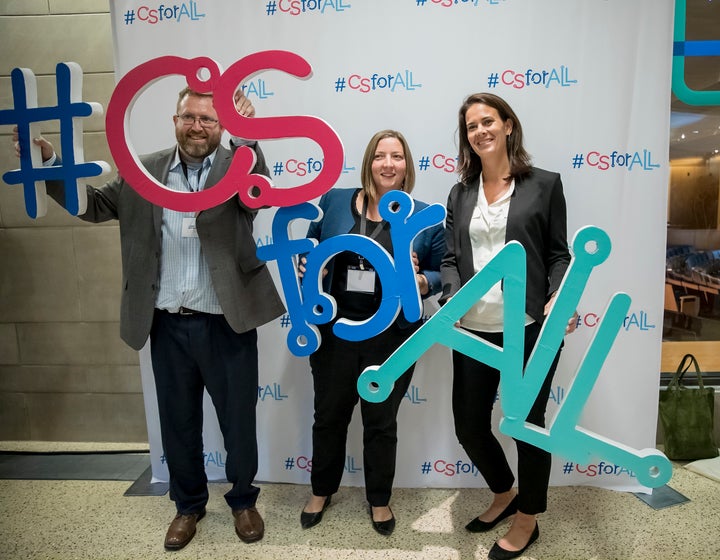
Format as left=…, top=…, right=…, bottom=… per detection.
left=176, top=114, right=219, bottom=128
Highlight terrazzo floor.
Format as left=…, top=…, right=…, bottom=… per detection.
left=1, top=442, right=718, bottom=560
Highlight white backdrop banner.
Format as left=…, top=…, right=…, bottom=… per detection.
left=110, top=0, right=673, bottom=493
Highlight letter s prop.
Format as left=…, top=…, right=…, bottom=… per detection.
left=105, top=52, right=344, bottom=212
left=213, top=50, right=344, bottom=208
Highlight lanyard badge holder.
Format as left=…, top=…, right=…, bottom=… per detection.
left=347, top=194, right=385, bottom=293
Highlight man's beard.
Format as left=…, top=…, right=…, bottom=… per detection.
left=178, top=131, right=218, bottom=160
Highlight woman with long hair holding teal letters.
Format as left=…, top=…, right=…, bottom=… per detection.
left=440, top=93, right=577, bottom=560
left=298, top=130, right=444, bottom=535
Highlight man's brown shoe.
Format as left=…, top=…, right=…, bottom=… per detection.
left=164, top=509, right=206, bottom=550
left=232, top=507, right=264, bottom=543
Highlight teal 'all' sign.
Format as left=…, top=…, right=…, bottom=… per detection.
left=357, top=226, right=673, bottom=489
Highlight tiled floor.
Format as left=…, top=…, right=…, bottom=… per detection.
left=1, top=442, right=718, bottom=560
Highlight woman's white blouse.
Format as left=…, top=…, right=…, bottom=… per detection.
left=460, top=177, right=534, bottom=333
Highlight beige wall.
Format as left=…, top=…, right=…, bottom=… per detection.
left=0, top=1, right=148, bottom=442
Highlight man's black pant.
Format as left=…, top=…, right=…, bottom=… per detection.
left=150, top=309, right=259, bottom=514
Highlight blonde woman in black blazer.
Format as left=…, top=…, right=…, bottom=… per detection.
left=440, top=93, right=577, bottom=560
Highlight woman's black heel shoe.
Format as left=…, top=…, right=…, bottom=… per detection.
left=369, top=505, right=395, bottom=536
left=488, top=522, right=539, bottom=560
left=300, top=495, right=331, bottom=529
left=465, top=496, right=518, bottom=533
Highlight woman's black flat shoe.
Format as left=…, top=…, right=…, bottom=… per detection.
left=488, top=523, right=539, bottom=560
left=370, top=505, right=395, bottom=536
left=465, top=496, right=518, bottom=533
left=300, top=495, right=331, bottom=529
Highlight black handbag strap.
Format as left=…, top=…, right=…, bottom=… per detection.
left=669, top=353, right=705, bottom=389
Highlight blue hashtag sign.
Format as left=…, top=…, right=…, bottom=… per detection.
left=1, top=62, right=109, bottom=218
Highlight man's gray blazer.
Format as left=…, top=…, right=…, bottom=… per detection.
left=48, top=144, right=285, bottom=350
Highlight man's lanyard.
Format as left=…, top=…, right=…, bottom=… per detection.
left=180, top=160, right=204, bottom=192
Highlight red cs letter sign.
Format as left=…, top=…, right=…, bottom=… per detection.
left=105, top=51, right=344, bottom=212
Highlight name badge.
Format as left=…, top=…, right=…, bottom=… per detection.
left=182, top=217, right=199, bottom=238
left=346, top=266, right=376, bottom=293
